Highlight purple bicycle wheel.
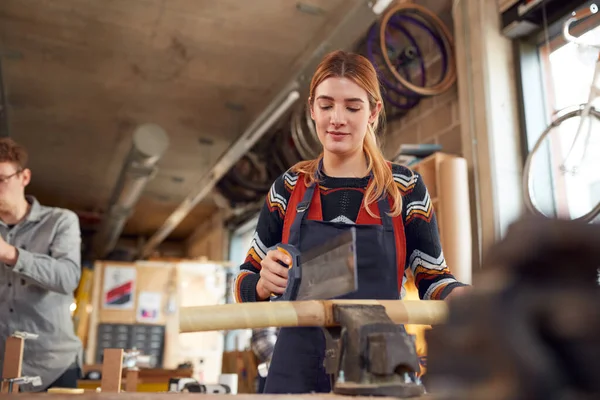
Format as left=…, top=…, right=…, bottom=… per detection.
left=367, top=11, right=450, bottom=100
left=367, top=21, right=423, bottom=111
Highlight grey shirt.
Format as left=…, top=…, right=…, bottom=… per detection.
left=0, top=196, right=82, bottom=392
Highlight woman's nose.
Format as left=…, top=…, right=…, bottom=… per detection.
left=330, top=106, right=346, bottom=126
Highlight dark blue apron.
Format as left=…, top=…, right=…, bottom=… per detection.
left=263, top=179, right=402, bottom=394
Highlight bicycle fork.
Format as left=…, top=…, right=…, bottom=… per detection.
left=561, top=53, right=600, bottom=175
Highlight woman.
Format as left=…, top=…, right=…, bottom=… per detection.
left=233, top=50, right=468, bottom=394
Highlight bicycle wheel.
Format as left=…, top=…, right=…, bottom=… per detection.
left=379, top=2, right=456, bottom=96
left=522, top=104, right=600, bottom=222
left=366, top=20, right=424, bottom=111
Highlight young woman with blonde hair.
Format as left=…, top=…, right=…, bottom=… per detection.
left=234, top=50, right=468, bottom=394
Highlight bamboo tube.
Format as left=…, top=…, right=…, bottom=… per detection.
left=179, top=300, right=448, bottom=333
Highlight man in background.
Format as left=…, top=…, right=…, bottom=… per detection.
left=0, top=138, right=82, bottom=391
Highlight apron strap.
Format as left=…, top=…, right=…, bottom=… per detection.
left=288, top=183, right=317, bottom=247
left=376, top=195, right=394, bottom=230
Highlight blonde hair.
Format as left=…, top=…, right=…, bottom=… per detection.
left=291, top=50, right=402, bottom=218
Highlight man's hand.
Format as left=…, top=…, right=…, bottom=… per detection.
left=0, top=235, right=19, bottom=266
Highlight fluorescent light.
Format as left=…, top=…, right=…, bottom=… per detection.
left=371, top=0, right=393, bottom=15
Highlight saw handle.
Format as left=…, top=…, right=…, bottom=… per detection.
left=268, top=243, right=302, bottom=302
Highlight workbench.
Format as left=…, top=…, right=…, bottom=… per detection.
left=12, top=394, right=438, bottom=399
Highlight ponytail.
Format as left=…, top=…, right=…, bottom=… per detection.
left=362, top=124, right=403, bottom=218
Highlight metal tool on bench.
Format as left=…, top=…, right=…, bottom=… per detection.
left=322, top=304, right=425, bottom=398
left=267, top=227, right=425, bottom=396
left=1, top=331, right=41, bottom=393
left=168, top=377, right=232, bottom=394
left=269, top=227, right=359, bottom=301
left=2, top=376, right=42, bottom=393
left=426, top=216, right=600, bottom=400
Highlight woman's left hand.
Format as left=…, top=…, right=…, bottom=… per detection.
left=445, top=285, right=471, bottom=301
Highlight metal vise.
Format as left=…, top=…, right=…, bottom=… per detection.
left=426, top=216, right=600, bottom=400
left=323, top=304, right=425, bottom=398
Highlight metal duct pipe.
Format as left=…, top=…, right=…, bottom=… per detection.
left=92, top=123, right=169, bottom=260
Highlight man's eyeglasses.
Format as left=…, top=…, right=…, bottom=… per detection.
left=0, top=170, right=22, bottom=183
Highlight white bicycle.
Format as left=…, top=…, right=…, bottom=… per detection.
left=523, top=3, right=600, bottom=222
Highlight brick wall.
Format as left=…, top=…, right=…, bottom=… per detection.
left=380, top=0, right=463, bottom=160
left=383, top=85, right=462, bottom=160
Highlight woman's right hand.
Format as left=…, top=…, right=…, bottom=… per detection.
left=256, top=249, right=291, bottom=300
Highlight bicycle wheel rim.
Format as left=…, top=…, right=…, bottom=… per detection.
left=366, top=22, right=424, bottom=109
left=394, top=14, right=449, bottom=90
left=523, top=105, right=600, bottom=223
left=380, top=3, right=456, bottom=96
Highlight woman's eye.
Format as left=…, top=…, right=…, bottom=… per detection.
left=319, top=105, right=332, bottom=110
left=347, top=108, right=360, bottom=112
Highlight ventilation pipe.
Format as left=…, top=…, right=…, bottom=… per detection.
left=92, top=123, right=169, bottom=260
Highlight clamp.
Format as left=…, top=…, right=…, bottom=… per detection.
left=2, top=376, right=42, bottom=393
left=1, top=331, right=39, bottom=393
left=11, top=332, right=39, bottom=340
left=123, top=348, right=155, bottom=370
left=322, top=304, right=425, bottom=398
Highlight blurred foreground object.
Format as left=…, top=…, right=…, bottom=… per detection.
left=427, top=216, right=600, bottom=400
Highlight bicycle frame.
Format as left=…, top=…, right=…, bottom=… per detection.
left=560, top=4, right=599, bottom=173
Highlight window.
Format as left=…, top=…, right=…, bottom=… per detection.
left=519, top=1, right=600, bottom=221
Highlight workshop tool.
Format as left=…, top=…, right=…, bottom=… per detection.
left=167, top=377, right=232, bottom=394
left=1, top=331, right=40, bottom=393
left=426, top=216, right=600, bottom=400
left=1, top=376, right=42, bottom=394
left=99, top=348, right=154, bottom=392
left=179, top=299, right=445, bottom=397
left=269, top=227, right=358, bottom=301
left=323, top=304, right=425, bottom=398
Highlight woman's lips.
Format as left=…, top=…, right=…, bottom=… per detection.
left=327, top=131, right=349, bottom=138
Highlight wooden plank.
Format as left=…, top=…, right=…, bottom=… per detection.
left=100, top=349, right=124, bottom=393
left=124, top=369, right=139, bottom=392
left=0, top=336, right=24, bottom=393
left=180, top=299, right=448, bottom=333
left=25, top=393, right=436, bottom=399
left=85, top=262, right=104, bottom=365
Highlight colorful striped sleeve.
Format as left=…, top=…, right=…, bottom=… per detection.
left=233, top=170, right=297, bottom=303
left=394, top=164, right=467, bottom=300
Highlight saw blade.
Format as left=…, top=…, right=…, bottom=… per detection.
left=295, top=228, right=358, bottom=301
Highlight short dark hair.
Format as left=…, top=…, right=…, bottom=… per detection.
left=0, top=138, right=28, bottom=170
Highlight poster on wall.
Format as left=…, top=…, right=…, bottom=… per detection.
left=102, top=266, right=136, bottom=309
left=136, top=291, right=162, bottom=323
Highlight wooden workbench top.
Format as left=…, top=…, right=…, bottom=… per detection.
left=6, top=393, right=438, bottom=399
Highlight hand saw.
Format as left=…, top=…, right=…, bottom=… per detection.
left=270, top=227, right=358, bottom=302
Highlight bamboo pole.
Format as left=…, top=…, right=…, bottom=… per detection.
left=179, top=300, right=448, bottom=333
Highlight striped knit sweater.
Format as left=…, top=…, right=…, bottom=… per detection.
left=234, top=163, right=466, bottom=303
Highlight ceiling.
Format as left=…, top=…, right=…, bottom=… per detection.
left=0, top=0, right=359, bottom=253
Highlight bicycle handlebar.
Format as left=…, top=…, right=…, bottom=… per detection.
left=563, top=4, right=599, bottom=47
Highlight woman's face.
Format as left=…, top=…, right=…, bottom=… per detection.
left=310, top=77, right=380, bottom=157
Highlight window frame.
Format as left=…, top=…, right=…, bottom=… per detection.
left=514, top=0, right=600, bottom=217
